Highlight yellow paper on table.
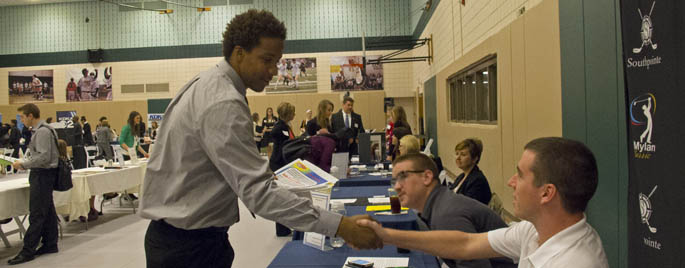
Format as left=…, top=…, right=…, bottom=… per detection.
left=366, top=205, right=408, bottom=212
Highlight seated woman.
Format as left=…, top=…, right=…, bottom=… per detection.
left=388, top=127, right=411, bottom=161
left=398, top=135, right=420, bottom=156
left=306, top=100, right=334, bottom=136
left=449, top=138, right=492, bottom=205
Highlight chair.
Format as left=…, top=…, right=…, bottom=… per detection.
left=3, top=148, right=14, bottom=157
left=84, top=146, right=98, bottom=167
left=0, top=217, right=27, bottom=248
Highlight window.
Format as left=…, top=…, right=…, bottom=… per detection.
left=448, top=55, right=497, bottom=124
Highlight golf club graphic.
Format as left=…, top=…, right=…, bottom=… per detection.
left=639, top=185, right=658, bottom=233
left=633, top=1, right=658, bottom=53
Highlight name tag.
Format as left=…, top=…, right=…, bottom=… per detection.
left=282, top=131, right=289, bottom=136
left=354, top=123, right=359, bottom=128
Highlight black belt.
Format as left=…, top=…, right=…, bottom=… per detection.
left=153, top=220, right=229, bottom=238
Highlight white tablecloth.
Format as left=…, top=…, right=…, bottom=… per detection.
left=0, top=161, right=147, bottom=222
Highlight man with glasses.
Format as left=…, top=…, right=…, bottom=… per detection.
left=391, top=153, right=514, bottom=268
left=361, top=137, right=608, bottom=268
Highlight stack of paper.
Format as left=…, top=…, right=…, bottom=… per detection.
left=274, top=159, right=338, bottom=191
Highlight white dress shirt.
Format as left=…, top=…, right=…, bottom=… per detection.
left=488, top=216, right=608, bottom=268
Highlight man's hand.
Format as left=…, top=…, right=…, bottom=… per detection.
left=336, top=215, right=383, bottom=250
left=356, top=218, right=389, bottom=242
left=12, top=160, right=24, bottom=170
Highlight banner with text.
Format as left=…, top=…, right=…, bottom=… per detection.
left=620, top=0, right=685, bottom=267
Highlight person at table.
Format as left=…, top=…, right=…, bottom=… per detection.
left=96, top=120, right=114, bottom=161
left=449, top=138, right=492, bottom=205
left=139, top=9, right=381, bottom=268
left=9, top=119, right=21, bottom=158
left=391, top=153, right=515, bottom=268
left=306, top=99, right=334, bottom=136
left=330, top=96, right=365, bottom=155
left=261, top=107, right=278, bottom=147
left=72, top=115, right=83, bottom=146
left=150, top=121, right=159, bottom=140
left=299, top=109, right=312, bottom=136
left=252, top=112, right=264, bottom=149
left=398, top=135, right=420, bottom=157
left=269, top=102, right=297, bottom=237
left=9, top=104, right=60, bottom=265
left=119, top=111, right=149, bottom=159
left=388, top=126, right=411, bottom=161
left=387, top=106, right=411, bottom=160
left=81, top=116, right=94, bottom=146
left=359, top=137, right=609, bottom=268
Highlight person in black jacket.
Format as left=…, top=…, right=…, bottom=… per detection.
left=9, top=120, right=21, bottom=158
left=268, top=102, right=296, bottom=237
left=329, top=96, right=364, bottom=155
left=261, top=107, right=278, bottom=148
left=81, top=116, right=94, bottom=145
left=306, top=99, right=334, bottom=136
left=449, top=138, right=492, bottom=205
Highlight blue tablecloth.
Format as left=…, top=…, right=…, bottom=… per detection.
left=345, top=205, right=418, bottom=231
left=268, top=241, right=439, bottom=268
left=293, top=205, right=417, bottom=240
left=331, top=185, right=390, bottom=199
left=336, top=174, right=391, bottom=187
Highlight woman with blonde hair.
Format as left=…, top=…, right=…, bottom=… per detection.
left=306, top=100, right=334, bottom=136
left=398, top=135, right=420, bottom=156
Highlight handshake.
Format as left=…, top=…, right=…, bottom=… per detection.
left=335, top=214, right=384, bottom=249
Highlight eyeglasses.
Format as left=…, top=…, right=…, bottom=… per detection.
left=392, top=170, right=425, bottom=182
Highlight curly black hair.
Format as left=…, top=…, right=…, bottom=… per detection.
left=222, top=9, right=287, bottom=61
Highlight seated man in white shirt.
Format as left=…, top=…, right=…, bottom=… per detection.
left=359, top=137, right=609, bottom=268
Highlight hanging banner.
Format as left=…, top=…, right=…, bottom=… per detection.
left=56, top=111, right=77, bottom=128
left=621, top=1, right=685, bottom=267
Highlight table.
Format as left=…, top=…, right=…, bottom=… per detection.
left=268, top=241, right=438, bottom=268
left=336, top=173, right=391, bottom=187
left=331, top=185, right=390, bottom=199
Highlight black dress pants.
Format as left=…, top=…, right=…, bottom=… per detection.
left=145, top=220, right=234, bottom=268
left=22, top=169, right=58, bottom=256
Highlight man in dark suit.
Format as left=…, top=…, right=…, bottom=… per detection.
left=330, top=96, right=364, bottom=155
left=81, top=116, right=94, bottom=145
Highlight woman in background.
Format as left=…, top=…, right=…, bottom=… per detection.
left=119, top=111, right=149, bottom=159
left=269, top=102, right=297, bottom=237
left=261, top=107, right=278, bottom=148
left=449, top=138, right=492, bottom=205
left=306, top=100, right=334, bottom=136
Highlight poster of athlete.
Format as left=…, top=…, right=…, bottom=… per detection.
left=330, top=55, right=383, bottom=91
left=66, top=66, right=113, bottom=102
left=8, top=70, right=54, bottom=104
left=265, top=58, right=317, bottom=94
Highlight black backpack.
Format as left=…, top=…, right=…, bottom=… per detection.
left=281, top=136, right=311, bottom=163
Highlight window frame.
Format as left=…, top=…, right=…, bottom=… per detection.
left=447, top=55, right=498, bottom=124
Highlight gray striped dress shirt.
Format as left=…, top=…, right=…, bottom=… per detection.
left=139, top=60, right=341, bottom=236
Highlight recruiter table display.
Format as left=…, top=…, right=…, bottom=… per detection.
left=268, top=241, right=438, bottom=268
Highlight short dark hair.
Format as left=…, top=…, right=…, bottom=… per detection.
left=524, top=137, right=598, bottom=214
left=10, top=119, right=17, bottom=126
left=81, top=116, right=86, bottom=122
left=343, top=96, right=354, bottom=104
left=17, top=103, right=40, bottom=119
left=222, top=9, right=286, bottom=61
left=455, top=138, right=483, bottom=164
left=99, top=116, right=107, bottom=122
left=393, top=153, right=439, bottom=182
